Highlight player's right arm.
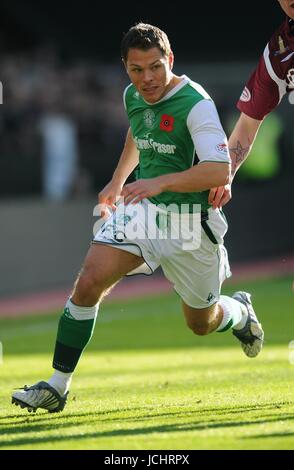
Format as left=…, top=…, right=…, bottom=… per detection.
left=98, top=127, right=139, bottom=216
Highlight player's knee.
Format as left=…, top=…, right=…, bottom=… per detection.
left=74, top=268, right=104, bottom=303
left=186, top=320, right=211, bottom=336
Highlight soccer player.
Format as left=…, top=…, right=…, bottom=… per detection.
left=209, top=0, right=294, bottom=209
left=12, top=23, right=264, bottom=413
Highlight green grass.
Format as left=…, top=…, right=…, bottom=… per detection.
left=0, top=276, right=294, bottom=450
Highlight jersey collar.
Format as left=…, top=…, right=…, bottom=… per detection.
left=143, top=75, right=189, bottom=105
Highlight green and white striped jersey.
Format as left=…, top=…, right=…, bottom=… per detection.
left=123, top=75, right=230, bottom=210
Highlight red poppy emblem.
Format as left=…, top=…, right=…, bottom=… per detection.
left=160, top=114, right=174, bottom=132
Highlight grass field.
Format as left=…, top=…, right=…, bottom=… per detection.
left=0, top=276, right=293, bottom=450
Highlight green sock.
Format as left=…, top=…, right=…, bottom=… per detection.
left=53, top=306, right=97, bottom=373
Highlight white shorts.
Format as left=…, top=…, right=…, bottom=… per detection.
left=93, top=199, right=231, bottom=308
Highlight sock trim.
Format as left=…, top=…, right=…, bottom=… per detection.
left=66, top=298, right=98, bottom=320
left=217, top=318, right=233, bottom=333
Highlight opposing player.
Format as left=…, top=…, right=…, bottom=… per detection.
left=209, top=0, right=294, bottom=209
left=12, top=23, right=264, bottom=414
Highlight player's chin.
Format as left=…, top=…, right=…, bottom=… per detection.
left=142, top=94, right=158, bottom=103
left=141, top=89, right=161, bottom=102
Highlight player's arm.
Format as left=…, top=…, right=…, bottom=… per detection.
left=122, top=99, right=231, bottom=203
left=158, top=98, right=231, bottom=192
left=111, top=127, right=139, bottom=185
left=229, top=112, right=262, bottom=179
left=208, top=113, right=262, bottom=209
left=98, top=128, right=139, bottom=215
left=122, top=163, right=230, bottom=205
left=209, top=48, right=280, bottom=209
left=157, top=161, right=230, bottom=192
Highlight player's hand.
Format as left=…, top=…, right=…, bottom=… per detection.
left=208, top=184, right=232, bottom=209
left=121, top=178, right=163, bottom=205
left=98, top=179, right=123, bottom=219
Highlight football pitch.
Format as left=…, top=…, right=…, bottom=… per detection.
left=0, top=276, right=293, bottom=450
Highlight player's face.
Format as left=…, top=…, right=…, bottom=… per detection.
left=277, top=0, right=294, bottom=19
left=125, top=47, right=174, bottom=103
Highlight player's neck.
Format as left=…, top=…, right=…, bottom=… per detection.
left=165, top=74, right=183, bottom=95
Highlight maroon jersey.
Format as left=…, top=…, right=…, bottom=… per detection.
left=237, top=17, right=294, bottom=120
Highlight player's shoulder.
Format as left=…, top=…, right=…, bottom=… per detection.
left=184, top=77, right=211, bottom=100
left=123, top=83, right=142, bottom=110
left=123, top=83, right=137, bottom=101
left=264, top=17, right=294, bottom=81
left=268, top=17, right=294, bottom=57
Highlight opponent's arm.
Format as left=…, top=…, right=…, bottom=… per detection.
left=229, top=112, right=262, bottom=179
left=208, top=112, right=262, bottom=208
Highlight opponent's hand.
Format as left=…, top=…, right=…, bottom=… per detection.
left=98, top=180, right=123, bottom=218
left=121, top=178, right=163, bottom=205
left=208, top=184, right=232, bottom=209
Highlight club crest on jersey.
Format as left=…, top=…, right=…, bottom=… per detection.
left=143, top=109, right=156, bottom=129
left=286, top=68, right=294, bottom=88
left=274, top=35, right=290, bottom=56
left=160, top=114, right=174, bottom=132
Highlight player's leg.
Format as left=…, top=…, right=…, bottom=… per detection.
left=182, top=297, right=245, bottom=336
left=12, top=243, right=144, bottom=413
left=160, top=209, right=263, bottom=356
left=182, top=292, right=264, bottom=357
left=182, top=301, right=223, bottom=336
left=202, top=210, right=264, bottom=355
left=50, top=243, right=144, bottom=385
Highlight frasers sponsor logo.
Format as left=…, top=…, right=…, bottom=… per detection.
left=134, top=135, right=176, bottom=155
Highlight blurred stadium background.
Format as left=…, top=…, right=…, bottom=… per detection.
left=1, top=0, right=294, bottom=452
left=0, top=1, right=293, bottom=310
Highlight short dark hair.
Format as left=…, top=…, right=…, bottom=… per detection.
left=121, top=23, right=171, bottom=62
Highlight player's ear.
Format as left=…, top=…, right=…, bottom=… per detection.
left=122, top=58, right=130, bottom=77
left=169, top=51, right=174, bottom=70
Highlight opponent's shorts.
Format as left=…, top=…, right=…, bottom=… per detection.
left=93, top=199, right=231, bottom=308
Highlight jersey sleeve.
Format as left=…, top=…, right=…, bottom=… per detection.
left=186, top=99, right=230, bottom=164
left=237, top=53, right=281, bottom=120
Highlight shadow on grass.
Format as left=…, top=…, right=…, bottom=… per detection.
left=2, top=400, right=292, bottom=425
left=1, top=401, right=294, bottom=448
left=243, top=431, right=294, bottom=439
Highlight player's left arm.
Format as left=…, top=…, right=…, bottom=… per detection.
left=121, top=161, right=230, bottom=204
left=121, top=99, right=230, bottom=204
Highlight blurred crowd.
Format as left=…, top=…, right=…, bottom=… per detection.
left=1, top=47, right=293, bottom=201
left=0, top=47, right=129, bottom=200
